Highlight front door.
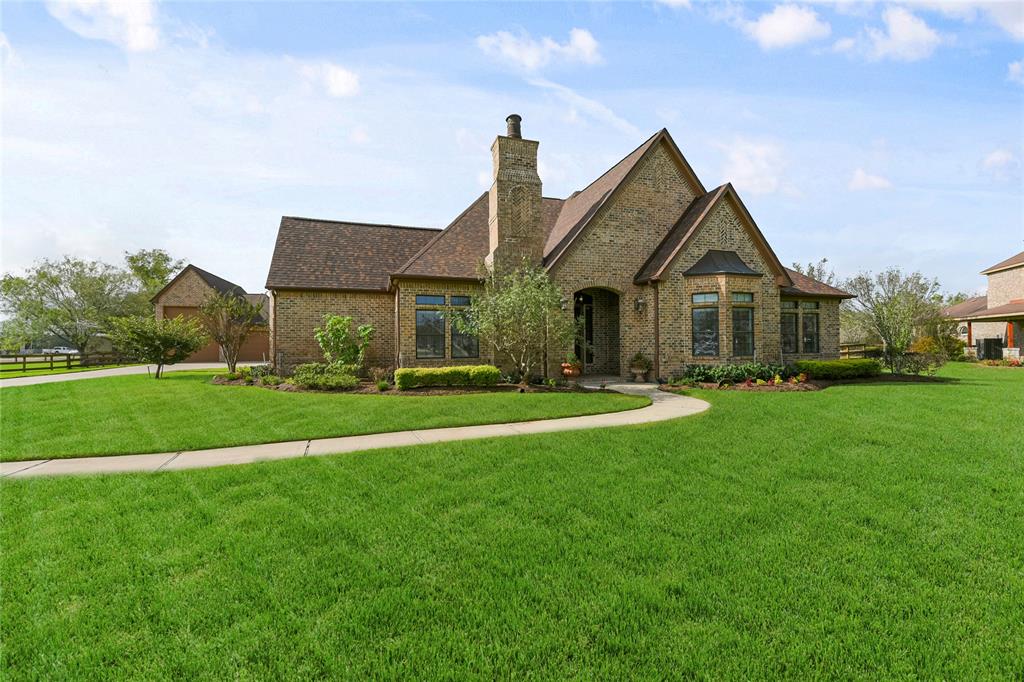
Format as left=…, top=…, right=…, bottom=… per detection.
left=574, top=293, right=595, bottom=372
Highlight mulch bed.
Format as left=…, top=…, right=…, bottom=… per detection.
left=211, top=376, right=600, bottom=396
left=662, top=373, right=952, bottom=393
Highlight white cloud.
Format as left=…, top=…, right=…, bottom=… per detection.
left=528, top=78, right=639, bottom=137
left=865, top=7, right=942, bottom=61
left=848, top=168, right=892, bottom=190
left=982, top=149, right=1019, bottom=178
left=1009, top=60, right=1024, bottom=85
left=832, top=36, right=857, bottom=53
left=476, top=28, right=601, bottom=71
left=45, top=0, right=159, bottom=52
left=655, top=0, right=691, bottom=8
left=299, top=62, right=360, bottom=97
left=0, top=32, right=16, bottom=66
left=915, top=1, right=1024, bottom=41
left=719, top=137, right=790, bottom=195
left=741, top=5, right=832, bottom=50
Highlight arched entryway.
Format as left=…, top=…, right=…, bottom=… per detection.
left=574, top=288, right=620, bottom=375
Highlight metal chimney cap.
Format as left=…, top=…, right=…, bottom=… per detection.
left=506, top=114, right=522, bottom=138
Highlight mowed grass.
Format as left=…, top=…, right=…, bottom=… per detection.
left=0, top=372, right=647, bottom=461
left=2, top=364, right=1022, bottom=678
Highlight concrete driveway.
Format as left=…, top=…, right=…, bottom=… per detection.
left=0, top=363, right=248, bottom=388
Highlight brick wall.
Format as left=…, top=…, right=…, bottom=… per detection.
left=987, top=266, right=1024, bottom=307
left=270, top=289, right=396, bottom=370
left=549, top=140, right=700, bottom=378
left=154, top=269, right=214, bottom=320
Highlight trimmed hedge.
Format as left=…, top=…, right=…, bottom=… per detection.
left=395, top=365, right=501, bottom=390
left=793, top=358, right=882, bottom=380
left=290, top=362, right=359, bottom=391
left=679, top=362, right=794, bottom=384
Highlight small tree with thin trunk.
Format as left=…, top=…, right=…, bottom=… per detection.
left=198, top=292, right=263, bottom=373
left=453, top=264, right=577, bottom=384
left=841, top=268, right=943, bottom=374
left=109, top=315, right=208, bottom=379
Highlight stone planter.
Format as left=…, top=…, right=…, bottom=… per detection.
left=630, top=368, right=648, bottom=383
left=561, top=363, right=581, bottom=378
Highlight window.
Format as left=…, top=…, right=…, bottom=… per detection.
left=732, top=292, right=754, bottom=303
left=692, top=308, right=719, bottom=357
left=781, top=313, right=798, bottom=354
left=802, top=313, right=819, bottom=353
left=781, top=300, right=798, bottom=310
left=415, top=310, right=445, bottom=358
left=451, top=322, right=479, bottom=358
left=692, top=292, right=719, bottom=304
left=415, top=294, right=445, bottom=306
left=801, top=301, right=820, bottom=310
left=732, top=308, right=754, bottom=356
left=450, top=296, right=471, bottom=307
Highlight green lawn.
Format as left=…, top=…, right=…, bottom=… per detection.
left=0, top=362, right=133, bottom=380
left=2, top=364, right=1022, bottom=678
left=0, top=372, right=647, bottom=461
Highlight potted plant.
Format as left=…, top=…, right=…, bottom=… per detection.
left=561, top=351, right=582, bottom=378
left=629, top=352, right=652, bottom=382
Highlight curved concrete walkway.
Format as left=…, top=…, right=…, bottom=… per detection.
left=0, top=362, right=248, bottom=388
left=0, top=382, right=709, bottom=479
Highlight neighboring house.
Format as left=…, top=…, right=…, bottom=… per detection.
left=943, top=250, right=1024, bottom=359
left=266, top=115, right=852, bottom=379
left=152, top=265, right=270, bottom=363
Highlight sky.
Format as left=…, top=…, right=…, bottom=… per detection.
left=2, top=0, right=1023, bottom=296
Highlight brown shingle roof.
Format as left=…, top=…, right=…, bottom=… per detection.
left=396, top=193, right=565, bottom=281
left=266, top=217, right=438, bottom=291
left=151, top=264, right=247, bottom=303
left=780, top=268, right=854, bottom=298
left=959, top=300, right=1024, bottom=320
left=981, top=250, right=1024, bottom=275
left=943, top=295, right=988, bottom=318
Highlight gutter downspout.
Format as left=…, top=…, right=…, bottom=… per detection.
left=394, top=286, right=401, bottom=368
left=653, top=281, right=661, bottom=381
left=270, top=289, right=278, bottom=369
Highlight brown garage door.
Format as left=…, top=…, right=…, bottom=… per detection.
left=238, top=327, right=270, bottom=362
left=163, top=306, right=221, bottom=362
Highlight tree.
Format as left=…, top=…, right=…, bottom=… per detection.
left=453, top=264, right=577, bottom=384
left=841, top=268, right=943, bottom=374
left=790, top=258, right=837, bottom=286
left=123, top=249, right=186, bottom=314
left=0, top=257, right=135, bottom=353
left=313, top=314, right=374, bottom=368
left=109, top=315, right=208, bottom=378
left=197, top=292, right=264, bottom=373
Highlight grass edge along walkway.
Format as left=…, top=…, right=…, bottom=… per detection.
left=0, top=385, right=707, bottom=478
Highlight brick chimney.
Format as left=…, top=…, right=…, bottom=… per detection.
left=485, top=114, right=543, bottom=272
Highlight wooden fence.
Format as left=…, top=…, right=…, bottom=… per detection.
left=0, top=352, right=126, bottom=374
left=840, top=344, right=867, bottom=359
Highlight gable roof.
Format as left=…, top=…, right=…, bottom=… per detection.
left=151, top=264, right=247, bottom=303
left=634, top=183, right=791, bottom=287
left=543, top=128, right=707, bottom=268
left=682, top=250, right=761, bottom=277
left=266, top=217, right=437, bottom=291
left=395, top=193, right=565, bottom=281
left=780, top=268, right=854, bottom=299
left=943, top=295, right=988, bottom=319
left=981, top=250, right=1024, bottom=275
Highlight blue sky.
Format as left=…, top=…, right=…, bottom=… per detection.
left=3, top=1, right=1022, bottom=295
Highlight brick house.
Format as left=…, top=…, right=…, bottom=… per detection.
left=153, top=264, right=270, bottom=362
left=266, top=116, right=851, bottom=379
left=943, top=250, right=1024, bottom=359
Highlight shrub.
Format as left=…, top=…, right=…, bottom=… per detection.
left=792, top=359, right=882, bottom=380
left=290, top=362, right=359, bottom=391
left=394, top=365, right=501, bottom=390
left=259, top=374, right=282, bottom=386
left=376, top=379, right=389, bottom=392
left=368, top=366, right=391, bottom=383
left=314, top=314, right=374, bottom=368
left=108, top=315, right=208, bottom=379
left=676, top=362, right=795, bottom=385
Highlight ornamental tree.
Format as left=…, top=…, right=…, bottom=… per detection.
left=314, top=314, right=374, bottom=368
left=198, top=292, right=264, bottom=373
left=841, top=268, right=943, bottom=374
left=109, top=315, right=208, bottom=378
left=453, top=263, right=577, bottom=384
